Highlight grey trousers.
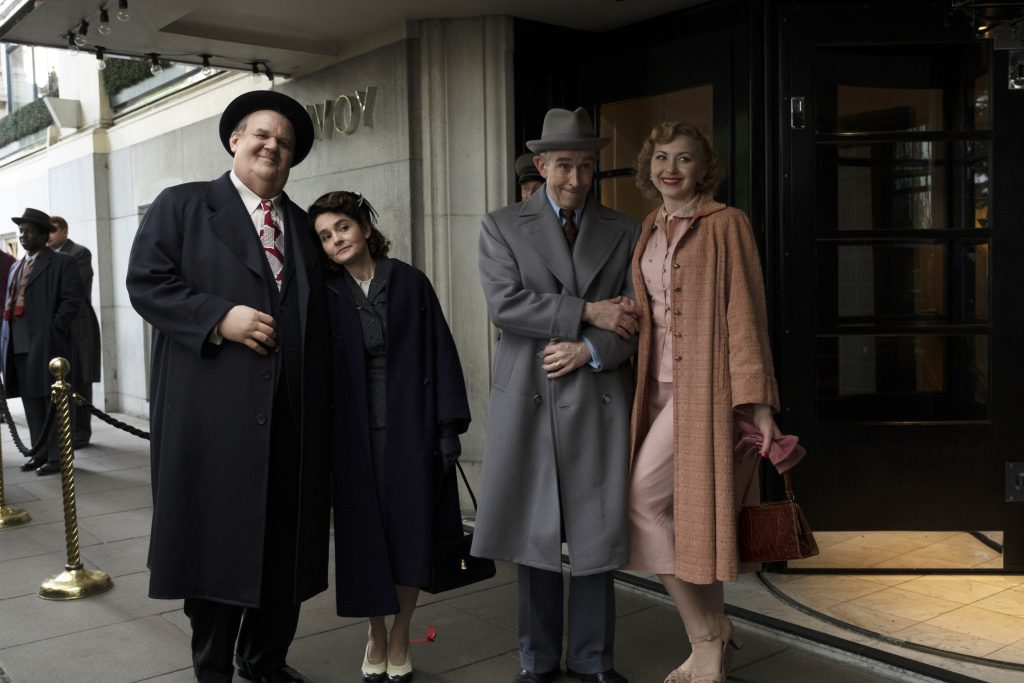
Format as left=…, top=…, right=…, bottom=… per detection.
left=516, top=564, right=616, bottom=674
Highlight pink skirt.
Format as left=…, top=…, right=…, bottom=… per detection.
left=623, top=381, right=676, bottom=574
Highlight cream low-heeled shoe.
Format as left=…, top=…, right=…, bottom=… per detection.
left=362, top=642, right=388, bottom=682
left=386, top=651, right=413, bottom=682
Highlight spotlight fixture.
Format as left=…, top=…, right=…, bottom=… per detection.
left=116, top=0, right=130, bottom=22
left=200, top=54, right=214, bottom=77
left=250, top=61, right=274, bottom=83
left=148, top=53, right=163, bottom=76
left=95, top=46, right=107, bottom=71
left=98, top=8, right=111, bottom=35
left=74, top=20, right=89, bottom=47
left=65, top=32, right=80, bottom=55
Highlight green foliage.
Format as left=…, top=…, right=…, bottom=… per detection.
left=0, top=98, right=52, bottom=149
left=102, top=57, right=154, bottom=97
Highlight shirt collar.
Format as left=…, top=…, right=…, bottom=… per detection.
left=545, top=189, right=583, bottom=226
left=230, top=170, right=282, bottom=213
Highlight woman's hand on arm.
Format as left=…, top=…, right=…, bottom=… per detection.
left=751, top=404, right=781, bottom=456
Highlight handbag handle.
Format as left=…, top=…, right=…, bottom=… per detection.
left=435, top=459, right=479, bottom=512
left=783, top=471, right=795, bottom=501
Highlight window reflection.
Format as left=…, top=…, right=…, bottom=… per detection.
left=817, top=335, right=988, bottom=421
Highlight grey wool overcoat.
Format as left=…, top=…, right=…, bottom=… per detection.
left=472, top=190, right=640, bottom=575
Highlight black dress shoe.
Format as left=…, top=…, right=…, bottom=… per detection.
left=513, top=669, right=560, bottom=683
left=20, top=457, right=44, bottom=472
left=35, top=462, right=61, bottom=476
left=566, top=668, right=629, bottom=683
left=235, top=664, right=304, bottom=682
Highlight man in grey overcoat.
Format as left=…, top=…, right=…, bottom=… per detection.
left=474, top=108, right=640, bottom=683
left=48, top=215, right=101, bottom=448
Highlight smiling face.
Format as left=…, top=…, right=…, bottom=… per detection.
left=537, top=150, right=596, bottom=210
left=650, top=135, right=705, bottom=211
left=315, top=211, right=373, bottom=269
left=229, top=109, right=295, bottom=198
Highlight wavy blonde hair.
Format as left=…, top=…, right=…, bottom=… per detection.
left=634, top=122, right=721, bottom=200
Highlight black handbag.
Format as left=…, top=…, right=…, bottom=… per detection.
left=424, top=460, right=497, bottom=594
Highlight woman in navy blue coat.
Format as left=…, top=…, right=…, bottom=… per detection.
left=310, top=191, right=470, bottom=683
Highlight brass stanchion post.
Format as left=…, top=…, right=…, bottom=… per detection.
left=0, top=417, right=31, bottom=528
left=38, top=357, right=113, bottom=600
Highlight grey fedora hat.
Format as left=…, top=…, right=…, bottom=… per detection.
left=526, top=107, right=610, bottom=153
left=10, top=207, right=55, bottom=233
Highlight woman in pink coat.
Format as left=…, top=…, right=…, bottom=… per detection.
left=626, top=122, right=781, bottom=683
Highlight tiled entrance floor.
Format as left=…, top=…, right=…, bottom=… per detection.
left=766, top=531, right=1024, bottom=665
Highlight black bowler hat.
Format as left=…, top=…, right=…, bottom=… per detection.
left=219, top=90, right=315, bottom=166
left=10, top=207, right=56, bottom=233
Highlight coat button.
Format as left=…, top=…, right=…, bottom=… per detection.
left=673, top=263, right=680, bottom=269
left=674, top=355, right=682, bottom=361
left=674, top=332, right=681, bottom=338
left=532, top=394, right=542, bottom=405
left=256, top=414, right=267, bottom=425
left=602, top=394, right=612, bottom=405
left=673, top=286, right=681, bottom=292
left=423, top=378, right=430, bottom=385
left=261, top=370, right=271, bottom=380
left=673, top=309, right=681, bottom=315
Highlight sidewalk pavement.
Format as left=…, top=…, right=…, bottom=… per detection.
left=0, top=402, right=952, bottom=683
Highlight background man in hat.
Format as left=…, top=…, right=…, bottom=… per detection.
left=474, top=108, right=640, bottom=683
left=515, top=152, right=544, bottom=201
left=126, top=91, right=330, bottom=683
left=48, top=215, right=102, bottom=449
left=0, top=208, right=83, bottom=476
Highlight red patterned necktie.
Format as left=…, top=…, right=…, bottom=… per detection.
left=559, top=208, right=578, bottom=247
left=260, top=199, right=284, bottom=288
left=3, top=257, right=35, bottom=320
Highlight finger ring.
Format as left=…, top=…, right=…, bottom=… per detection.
left=556, top=360, right=563, bottom=368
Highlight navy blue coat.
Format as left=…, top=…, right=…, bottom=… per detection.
left=326, top=258, right=470, bottom=616
left=126, top=172, right=331, bottom=607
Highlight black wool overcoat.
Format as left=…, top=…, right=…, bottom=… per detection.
left=326, top=258, right=470, bottom=616
left=126, top=172, right=331, bottom=607
left=1, top=249, right=83, bottom=397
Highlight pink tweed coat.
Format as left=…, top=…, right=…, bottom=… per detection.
left=629, top=197, right=779, bottom=584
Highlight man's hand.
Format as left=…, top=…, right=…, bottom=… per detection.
left=217, top=306, right=276, bottom=355
left=542, top=340, right=591, bottom=379
left=582, top=296, right=639, bottom=339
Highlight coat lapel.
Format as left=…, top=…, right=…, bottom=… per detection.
left=26, top=249, right=53, bottom=287
left=206, top=172, right=266, bottom=281
left=574, top=197, right=627, bottom=296
left=519, top=190, right=577, bottom=295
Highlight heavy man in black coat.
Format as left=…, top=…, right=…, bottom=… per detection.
left=126, top=91, right=330, bottom=683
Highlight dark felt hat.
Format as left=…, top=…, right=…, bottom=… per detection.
left=526, top=107, right=609, bottom=153
left=10, top=207, right=55, bottom=233
left=515, top=153, right=543, bottom=185
left=219, top=90, right=315, bottom=166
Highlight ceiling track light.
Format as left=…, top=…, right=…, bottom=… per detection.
left=95, top=46, right=107, bottom=71
left=98, top=8, right=111, bottom=35
left=117, top=0, right=130, bottom=23
left=148, top=53, right=163, bottom=76
left=65, top=32, right=80, bottom=55
left=200, top=54, right=214, bottom=77
left=74, top=19, right=89, bottom=47
left=250, top=61, right=274, bottom=83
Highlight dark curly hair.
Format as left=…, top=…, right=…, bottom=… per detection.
left=308, top=190, right=390, bottom=258
left=634, top=122, right=721, bottom=200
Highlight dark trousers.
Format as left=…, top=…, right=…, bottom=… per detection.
left=13, top=353, right=58, bottom=464
left=183, top=598, right=300, bottom=683
left=517, top=564, right=616, bottom=675
left=184, top=390, right=303, bottom=682
left=72, top=380, right=92, bottom=447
